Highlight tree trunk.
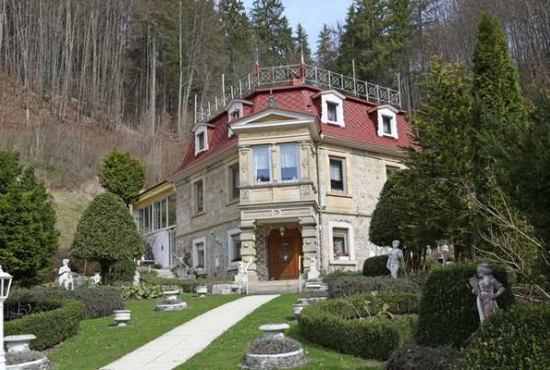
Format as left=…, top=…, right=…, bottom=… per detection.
left=100, top=260, right=113, bottom=285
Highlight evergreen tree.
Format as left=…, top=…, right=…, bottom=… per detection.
left=316, top=23, right=338, bottom=70
left=0, top=150, right=58, bottom=286
left=72, top=192, right=144, bottom=285
left=250, top=0, right=295, bottom=64
left=98, top=149, right=146, bottom=206
left=294, top=23, right=311, bottom=63
left=219, top=0, right=253, bottom=80
left=337, top=0, right=414, bottom=86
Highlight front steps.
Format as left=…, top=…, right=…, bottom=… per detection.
left=247, top=280, right=301, bottom=295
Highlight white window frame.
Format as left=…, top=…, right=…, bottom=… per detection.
left=192, top=237, right=207, bottom=270
left=252, top=146, right=272, bottom=184
left=320, top=91, right=345, bottom=127
left=329, top=222, right=355, bottom=264
left=227, top=228, right=241, bottom=269
left=329, top=156, right=346, bottom=193
left=279, top=143, right=299, bottom=182
left=192, top=178, right=205, bottom=215
left=227, top=101, right=244, bottom=123
left=195, top=126, right=208, bottom=155
left=376, top=107, right=398, bottom=138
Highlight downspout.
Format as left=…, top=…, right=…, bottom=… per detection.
left=315, top=138, right=324, bottom=270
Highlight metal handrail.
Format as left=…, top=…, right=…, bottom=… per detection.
left=196, top=64, right=401, bottom=123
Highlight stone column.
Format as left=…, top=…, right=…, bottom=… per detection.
left=239, top=220, right=258, bottom=281
left=300, top=216, right=318, bottom=280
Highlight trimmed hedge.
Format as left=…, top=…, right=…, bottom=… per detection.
left=328, top=276, right=420, bottom=298
left=458, top=304, right=550, bottom=370
left=414, top=264, right=515, bottom=348
left=385, top=342, right=461, bottom=370
left=5, top=299, right=83, bottom=350
left=140, top=276, right=232, bottom=293
left=363, top=255, right=390, bottom=276
left=7, top=286, right=123, bottom=319
left=111, top=259, right=137, bottom=282
left=298, top=294, right=417, bottom=360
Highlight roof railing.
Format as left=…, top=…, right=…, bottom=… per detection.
left=195, top=64, right=401, bottom=123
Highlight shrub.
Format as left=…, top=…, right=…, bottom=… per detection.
left=111, top=259, right=137, bottom=282
left=248, top=338, right=301, bottom=355
left=298, top=294, right=417, bottom=360
left=363, top=255, right=390, bottom=276
left=98, top=149, right=146, bottom=205
left=457, top=304, right=550, bottom=370
left=140, top=276, right=232, bottom=293
left=385, top=342, right=461, bottom=370
left=6, top=351, right=46, bottom=366
left=414, top=264, right=515, bottom=348
left=120, top=283, right=163, bottom=300
left=5, top=299, right=83, bottom=350
left=328, top=276, right=420, bottom=298
left=6, top=286, right=123, bottom=319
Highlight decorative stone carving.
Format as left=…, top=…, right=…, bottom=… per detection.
left=58, top=259, right=74, bottom=291
left=386, top=240, right=403, bottom=279
left=301, top=185, right=312, bottom=197
left=306, top=255, right=320, bottom=281
left=90, top=272, right=101, bottom=285
left=241, top=189, right=250, bottom=200
left=470, top=264, right=505, bottom=322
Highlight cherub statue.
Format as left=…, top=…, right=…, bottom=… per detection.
left=386, top=240, right=403, bottom=279
left=307, top=255, right=320, bottom=281
left=58, top=259, right=74, bottom=291
left=469, top=264, right=505, bottom=322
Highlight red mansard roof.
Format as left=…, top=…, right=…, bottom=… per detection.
left=174, top=84, right=413, bottom=175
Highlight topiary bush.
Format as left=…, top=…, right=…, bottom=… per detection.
left=457, top=304, right=550, bottom=370
left=110, top=259, right=137, bottom=282
left=5, top=299, right=83, bottom=350
left=363, top=255, right=390, bottom=276
left=7, top=286, right=123, bottom=319
left=414, top=264, right=515, bottom=348
left=385, top=341, right=461, bottom=370
left=298, top=294, right=417, bottom=360
left=328, top=276, right=420, bottom=298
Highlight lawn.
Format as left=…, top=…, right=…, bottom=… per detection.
left=47, top=293, right=240, bottom=370
left=178, top=294, right=384, bottom=370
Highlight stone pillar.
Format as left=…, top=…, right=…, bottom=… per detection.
left=300, top=216, right=318, bottom=280
left=239, top=220, right=258, bottom=281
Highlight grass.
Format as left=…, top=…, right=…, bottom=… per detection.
left=47, top=293, right=240, bottom=370
left=178, top=294, right=384, bottom=370
left=50, top=189, right=92, bottom=248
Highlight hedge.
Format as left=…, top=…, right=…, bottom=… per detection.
left=7, top=286, right=123, bottom=319
left=458, top=304, right=550, bottom=370
left=5, top=299, right=83, bottom=350
left=140, top=276, right=232, bottom=293
left=110, top=259, right=137, bottom=282
left=414, top=264, right=515, bottom=348
left=298, top=294, right=417, bottom=360
left=363, top=255, right=390, bottom=277
left=385, top=342, right=461, bottom=370
left=327, top=276, right=420, bottom=298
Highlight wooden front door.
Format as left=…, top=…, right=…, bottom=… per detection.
left=268, top=228, right=302, bottom=280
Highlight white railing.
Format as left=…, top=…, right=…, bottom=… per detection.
left=245, top=257, right=255, bottom=296
left=195, top=64, right=401, bottom=123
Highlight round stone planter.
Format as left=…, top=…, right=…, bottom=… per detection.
left=292, top=303, right=307, bottom=316
left=244, top=348, right=306, bottom=369
left=162, top=290, right=180, bottom=302
left=4, top=335, right=36, bottom=354
left=259, top=323, right=290, bottom=340
left=196, top=285, right=208, bottom=297
left=6, top=356, right=49, bottom=370
left=113, top=310, right=131, bottom=327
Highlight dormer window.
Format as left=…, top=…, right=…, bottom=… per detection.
left=371, top=105, right=399, bottom=139
left=197, top=132, right=205, bottom=150
left=231, top=109, right=240, bottom=119
left=315, top=90, right=346, bottom=127
left=193, top=124, right=209, bottom=155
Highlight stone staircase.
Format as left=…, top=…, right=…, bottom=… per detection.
left=247, top=280, right=301, bottom=295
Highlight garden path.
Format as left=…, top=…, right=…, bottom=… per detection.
left=100, top=294, right=279, bottom=370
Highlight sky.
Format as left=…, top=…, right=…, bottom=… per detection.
left=242, top=0, right=353, bottom=53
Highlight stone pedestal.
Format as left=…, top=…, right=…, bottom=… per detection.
left=300, top=216, right=318, bottom=281
left=4, top=335, right=36, bottom=354
left=259, top=323, right=290, bottom=340
left=239, top=220, right=258, bottom=281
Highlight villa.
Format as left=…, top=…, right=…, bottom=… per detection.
left=133, top=64, right=413, bottom=282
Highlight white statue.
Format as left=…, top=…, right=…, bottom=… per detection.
left=133, top=270, right=140, bottom=287
left=58, top=259, right=74, bottom=290
left=307, top=255, right=320, bottom=281
left=386, top=240, right=403, bottom=279
left=90, top=272, right=101, bottom=285
left=234, top=261, right=248, bottom=285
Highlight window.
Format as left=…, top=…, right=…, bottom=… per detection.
left=144, top=205, right=151, bottom=233
left=197, top=132, right=205, bottom=151
left=229, top=164, right=240, bottom=201
left=327, top=102, right=338, bottom=122
left=280, top=144, right=298, bottom=181
left=227, top=229, right=242, bottom=266
left=332, top=228, right=349, bottom=259
left=194, top=180, right=204, bottom=213
left=329, top=158, right=345, bottom=192
left=382, top=116, right=393, bottom=135
left=167, top=195, right=176, bottom=226
left=231, top=109, right=240, bottom=119
left=386, top=165, right=400, bottom=179
left=193, top=238, right=206, bottom=269
left=253, top=147, right=271, bottom=183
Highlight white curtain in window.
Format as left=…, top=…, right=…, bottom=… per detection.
left=280, top=145, right=297, bottom=180
left=254, top=147, right=270, bottom=181
left=330, top=160, right=342, bottom=181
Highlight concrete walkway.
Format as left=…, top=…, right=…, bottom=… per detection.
left=101, top=295, right=279, bottom=370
